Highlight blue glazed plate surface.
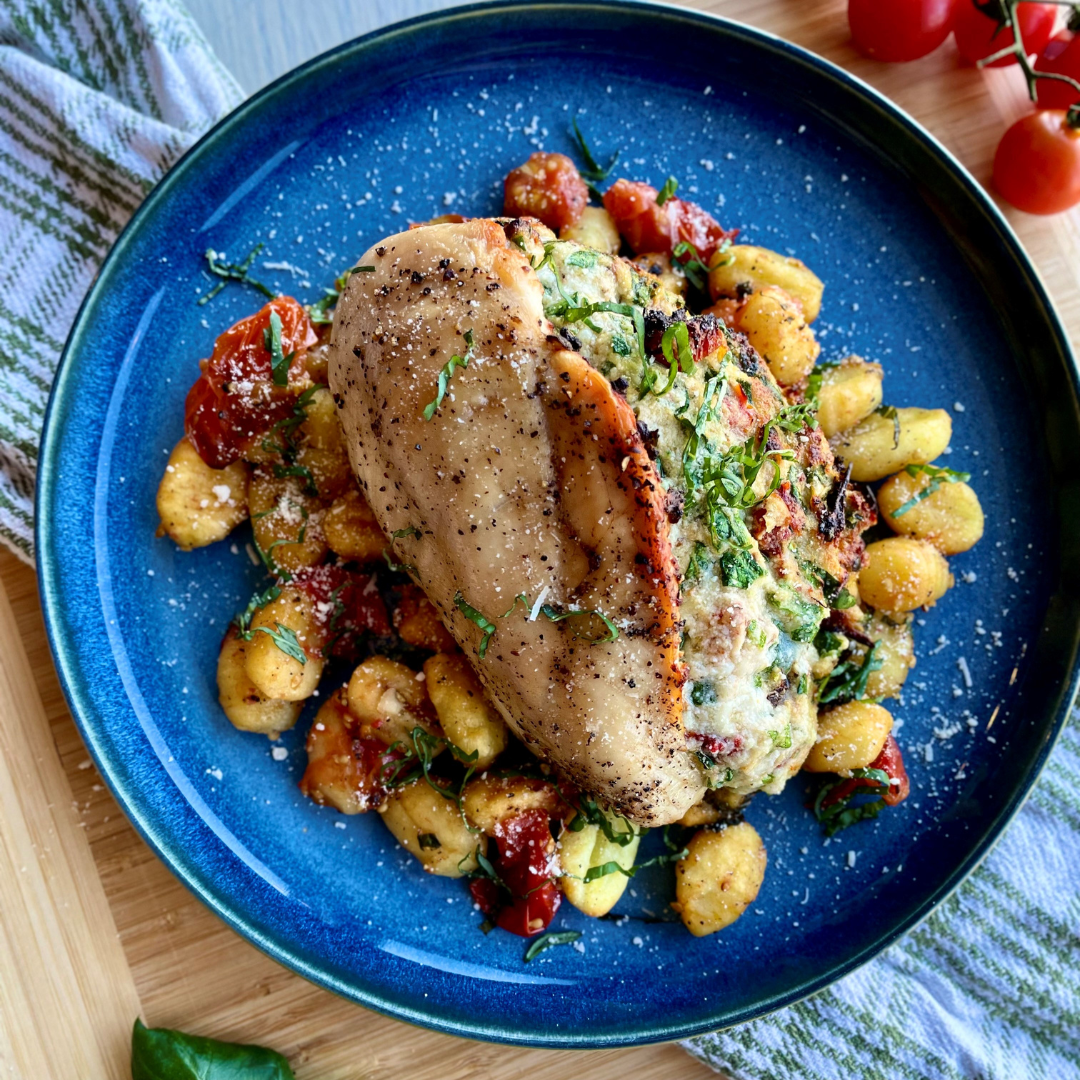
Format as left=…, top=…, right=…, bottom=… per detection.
left=37, top=0, right=1080, bottom=1047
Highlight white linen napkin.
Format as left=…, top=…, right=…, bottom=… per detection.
left=0, top=0, right=242, bottom=563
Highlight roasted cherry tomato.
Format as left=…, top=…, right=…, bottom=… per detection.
left=1034, top=27, right=1080, bottom=109
left=291, top=565, right=391, bottom=657
left=602, top=179, right=734, bottom=261
left=993, top=110, right=1080, bottom=214
left=848, top=0, right=956, bottom=62
left=953, top=1, right=1058, bottom=67
left=819, top=733, right=910, bottom=809
left=184, top=297, right=317, bottom=468
left=467, top=808, right=561, bottom=937
left=503, top=152, right=588, bottom=231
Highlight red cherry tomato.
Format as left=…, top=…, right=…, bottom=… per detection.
left=848, top=0, right=956, bottom=62
left=467, top=808, right=561, bottom=938
left=819, top=733, right=910, bottom=809
left=602, top=179, right=735, bottom=261
left=290, top=565, right=391, bottom=657
left=993, top=110, right=1080, bottom=214
left=503, top=152, right=588, bottom=231
left=1034, top=29, right=1080, bottom=109
left=954, top=1, right=1058, bottom=67
left=184, top=297, right=317, bottom=468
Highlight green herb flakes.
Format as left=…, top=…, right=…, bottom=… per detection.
left=423, top=329, right=475, bottom=420
left=891, top=463, right=972, bottom=518
left=524, top=931, right=582, bottom=962
left=656, top=176, right=679, bottom=205
left=454, top=590, right=497, bottom=658
left=253, top=622, right=307, bottom=665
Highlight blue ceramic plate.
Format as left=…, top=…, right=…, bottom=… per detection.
left=37, top=0, right=1080, bottom=1048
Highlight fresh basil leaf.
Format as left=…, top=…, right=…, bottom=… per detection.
left=891, top=463, right=972, bottom=518
left=131, top=1018, right=296, bottom=1080
left=262, top=311, right=295, bottom=388
left=233, top=584, right=282, bottom=639
left=817, top=641, right=883, bottom=705
left=454, top=590, right=496, bottom=658
left=253, top=622, right=306, bottom=665
left=423, top=329, right=475, bottom=420
left=198, top=242, right=275, bottom=307
left=571, top=117, right=620, bottom=188
left=418, top=832, right=442, bottom=850
left=524, top=930, right=582, bottom=962
left=656, top=176, right=679, bottom=205
left=538, top=604, right=619, bottom=644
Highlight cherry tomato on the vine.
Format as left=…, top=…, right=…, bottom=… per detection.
left=993, top=110, right=1080, bottom=214
left=848, top=0, right=956, bottom=62
left=1034, top=29, right=1080, bottom=109
left=953, top=1, right=1058, bottom=67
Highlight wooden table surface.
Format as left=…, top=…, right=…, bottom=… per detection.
left=3, top=1, right=1078, bottom=1077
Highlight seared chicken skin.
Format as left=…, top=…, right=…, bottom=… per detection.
left=330, top=219, right=706, bottom=825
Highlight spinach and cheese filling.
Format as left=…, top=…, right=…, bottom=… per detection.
left=510, top=222, right=870, bottom=795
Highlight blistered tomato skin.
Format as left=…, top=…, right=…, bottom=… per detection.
left=184, top=297, right=318, bottom=468
left=602, top=179, right=734, bottom=261
left=466, top=808, right=561, bottom=937
left=847, top=0, right=955, bottom=62
left=503, top=153, right=588, bottom=231
left=290, top=564, right=391, bottom=657
left=954, top=0, right=1058, bottom=67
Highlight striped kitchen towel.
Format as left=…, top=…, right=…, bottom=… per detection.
left=0, top=0, right=243, bottom=563
left=684, top=705, right=1080, bottom=1077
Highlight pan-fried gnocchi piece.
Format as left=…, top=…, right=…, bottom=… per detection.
left=299, top=691, right=386, bottom=814
left=249, top=470, right=328, bottom=574
left=878, top=470, right=985, bottom=554
left=859, top=537, right=953, bottom=614
left=558, top=206, right=620, bottom=254
left=323, top=487, right=386, bottom=562
left=423, top=652, right=509, bottom=769
left=395, top=587, right=457, bottom=652
left=815, top=357, right=884, bottom=438
left=803, top=702, right=893, bottom=773
left=830, top=407, right=952, bottom=482
left=728, top=285, right=820, bottom=386
left=379, top=780, right=484, bottom=877
left=672, top=822, right=767, bottom=936
left=244, top=585, right=324, bottom=701
left=462, top=775, right=565, bottom=835
left=559, top=819, right=642, bottom=917
left=346, top=656, right=440, bottom=748
left=216, top=628, right=302, bottom=737
left=857, top=614, right=916, bottom=700
left=156, top=438, right=249, bottom=550
left=708, top=244, right=824, bottom=322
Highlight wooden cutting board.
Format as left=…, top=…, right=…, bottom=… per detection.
left=2, top=1, right=1076, bottom=1077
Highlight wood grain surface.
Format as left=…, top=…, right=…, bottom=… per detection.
left=3, top=1, right=1078, bottom=1077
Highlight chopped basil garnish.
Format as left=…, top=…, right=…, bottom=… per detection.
left=233, top=584, right=282, bottom=639
left=454, top=590, right=496, bottom=658
left=567, top=795, right=639, bottom=847
left=417, top=832, right=442, bottom=850
left=262, top=310, right=296, bottom=388
left=582, top=844, right=687, bottom=884
left=891, top=463, right=971, bottom=518
left=382, top=726, right=480, bottom=822
left=198, top=242, right=276, bottom=306
left=812, top=767, right=891, bottom=836
left=253, top=622, right=306, bottom=665
left=392, top=526, right=422, bottom=539
left=654, top=322, right=694, bottom=397
left=423, top=329, right=475, bottom=420
left=672, top=240, right=709, bottom=291
left=352, top=264, right=375, bottom=273
left=524, top=930, right=582, bottom=962
left=817, top=641, right=883, bottom=705
left=571, top=117, right=620, bottom=197
left=655, top=176, right=679, bottom=205
left=565, top=249, right=599, bottom=269
left=382, top=548, right=417, bottom=576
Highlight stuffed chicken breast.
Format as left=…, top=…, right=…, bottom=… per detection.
left=329, top=217, right=870, bottom=825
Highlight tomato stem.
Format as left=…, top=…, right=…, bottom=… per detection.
left=978, top=0, right=1080, bottom=107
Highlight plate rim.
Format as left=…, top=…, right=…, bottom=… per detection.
left=35, top=0, right=1080, bottom=1048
